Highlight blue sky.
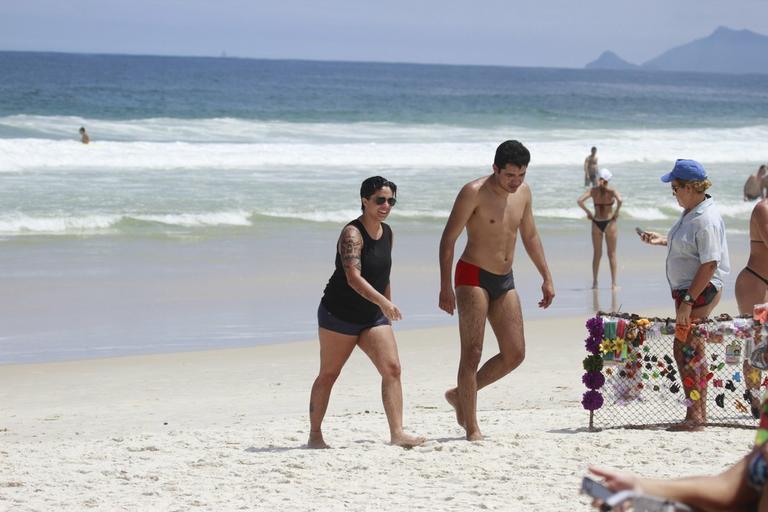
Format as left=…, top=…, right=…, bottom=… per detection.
left=1, top=0, right=766, bottom=68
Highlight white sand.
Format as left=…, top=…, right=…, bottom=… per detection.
left=0, top=302, right=755, bottom=511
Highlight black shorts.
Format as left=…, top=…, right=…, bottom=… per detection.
left=672, top=282, right=719, bottom=309
left=317, top=302, right=390, bottom=336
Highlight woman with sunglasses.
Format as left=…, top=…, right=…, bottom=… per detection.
left=638, top=159, right=730, bottom=431
left=577, top=168, right=623, bottom=290
left=308, top=176, right=425, bottom=449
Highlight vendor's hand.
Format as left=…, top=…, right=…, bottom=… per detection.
left=439, top=286, right=456, bottom=316
left=676, top=302, right=692, bottom=326
left=639, top=230, right=664, bottom=245
left=539, top=280, right=555, bottom=309
left=381, top=300, right=402, bottom=321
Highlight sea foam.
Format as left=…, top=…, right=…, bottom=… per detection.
left=1, top=117, right=767, bottom=173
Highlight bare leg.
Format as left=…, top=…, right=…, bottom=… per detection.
left=449, top=286, right=489, bottom=440
left=669, top=291, right=721, bottom=431
left=307, top=327, right=358, bottom=448
left=357, top=325, right=425, bottom=448
left=476, top=290, right=525, bottom=391
left=605, top=221, right=618, bottom=289
left=590, top=223, right=603, bottom=289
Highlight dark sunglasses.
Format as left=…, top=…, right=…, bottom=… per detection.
left=374, top=197, right=397, bottom=206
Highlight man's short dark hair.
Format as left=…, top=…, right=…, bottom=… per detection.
left=494, top=140, right=530, bottom=169
left=591, top=146, right=597, bottom=152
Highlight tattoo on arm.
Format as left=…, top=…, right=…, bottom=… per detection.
left=339, top=226, right=363, bottom=272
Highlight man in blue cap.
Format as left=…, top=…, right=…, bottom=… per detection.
left=638, top=159, right=729, bottom=430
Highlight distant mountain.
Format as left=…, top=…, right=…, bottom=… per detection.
left=585, top=26, right=768, bottom=75
left=585, top=51, right=639, bottom=70
left=644, top=26, right=768, bottom=74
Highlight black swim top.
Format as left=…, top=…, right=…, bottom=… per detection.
left=321, top=219, right=392, bottom=324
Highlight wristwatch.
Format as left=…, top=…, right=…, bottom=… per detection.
left=682, top=293, right=694, bottom=305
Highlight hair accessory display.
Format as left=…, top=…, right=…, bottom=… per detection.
left=583, top=312, right=761, bottom=429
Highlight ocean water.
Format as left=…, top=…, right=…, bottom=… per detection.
left=0, top=52, right=765, bottom=363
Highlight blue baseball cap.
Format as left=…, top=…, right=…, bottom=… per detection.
left=660, top=159, right=707, bottom=183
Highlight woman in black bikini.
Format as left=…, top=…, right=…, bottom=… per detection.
left=308, top=176, right=425, bottom=449
left=577, top=168, right=623, bottom=290
left=736, top=197, right=768, bottom=415
left=736, top=197, right=768, bottom=312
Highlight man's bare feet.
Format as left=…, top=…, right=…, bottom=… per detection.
left=390, top=432, right=426, bottom=448
left=445, top=388, right=465, bottom=427
left=307, top=431, right=330, bottom=449
left=465, top=429, right=484, bottom=441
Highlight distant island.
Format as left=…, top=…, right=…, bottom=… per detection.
left=585, top=26, right=768, bottom=74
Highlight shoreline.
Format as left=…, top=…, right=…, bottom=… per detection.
left=0, top=223, right=751, bottom=365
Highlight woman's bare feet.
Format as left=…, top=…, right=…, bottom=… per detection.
left=390, top=432, right=427, bottom=448
left=307, top=430, right=330, bottom=449
left=445, top=388, right=465, bottom=427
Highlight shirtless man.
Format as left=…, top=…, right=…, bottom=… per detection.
left=744, top=165, right=767, bottom=201
left=439, top=140, right=555, bottom=441
left=584, top=146, right=598, bottom=188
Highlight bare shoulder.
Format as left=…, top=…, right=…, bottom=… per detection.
left=518, top=182, right=532, bottom=201
left=465, top=176, right=489, bottom=193
left=457, top=177, right=488, bottom=201
left=755, top=200, right=768, bottom=219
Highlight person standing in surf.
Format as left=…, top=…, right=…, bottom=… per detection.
left=584, top=146, right=598, bottom=187
left=577, top=168, right=623, bottom=290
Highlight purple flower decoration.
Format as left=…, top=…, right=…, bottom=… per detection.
left=585, top=336, right=601, bottom=354
left=582, top=371, right=606, bottom=390
left=582, top=390, right=604, bottom=411
left=586, top=316, right=604, bottom=345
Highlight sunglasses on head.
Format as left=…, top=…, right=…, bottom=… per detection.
left=374, top=196, right=397, bottom=206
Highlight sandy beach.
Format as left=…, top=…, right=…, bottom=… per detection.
left=0, top=300, right=755, bottom=511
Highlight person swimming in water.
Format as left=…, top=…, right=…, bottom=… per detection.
left=577, top=168, right=623, bottom=290
left=79, top=126, right=90, bottom=144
